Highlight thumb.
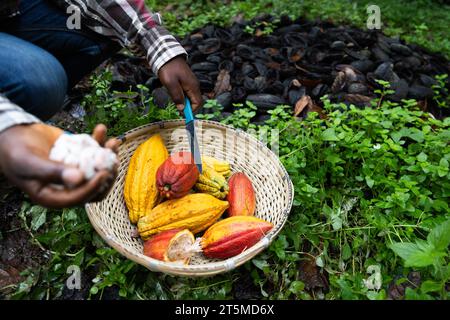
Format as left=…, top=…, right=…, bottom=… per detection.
left=21, top=154, right=85, bottom=188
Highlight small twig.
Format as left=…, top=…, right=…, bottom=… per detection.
left=19, top=217, right=48, bottom=253
left=6, top=227, right=23, bottom=233
left=0, top=284, right=17, bottom=292
left=190, top=279, right=233, bottom=291
left=285, top=250, right=317, bottom=260
left=280, top=146, right=307, bottom=159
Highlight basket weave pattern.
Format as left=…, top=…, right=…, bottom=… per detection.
left=86, top=120, right=293, bottom=277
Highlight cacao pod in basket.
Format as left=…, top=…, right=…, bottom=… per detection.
left=202, top=155, right=231, bottom=177
left=138, top=193, right=229, bottom=240
left=201, top=216, right=273, bottom=259
left=195, top=165, right=229, bottom=199
left=124, top=134, right=168, bottom=224
left=143, top=228, right=195, bottom=264
left=227, top=172, right=256, bottom=217
left=156, top=151, right=199, bottom=199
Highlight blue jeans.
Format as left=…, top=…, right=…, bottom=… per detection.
left=0, top=0, right=119, bottom=120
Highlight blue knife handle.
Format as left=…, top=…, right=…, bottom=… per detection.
left=183, top=98, right=194, bottom=123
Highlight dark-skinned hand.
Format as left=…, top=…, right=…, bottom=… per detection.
left=0, top=123, right=120, bottom=209
left=158, top=56, right=203, bottom=112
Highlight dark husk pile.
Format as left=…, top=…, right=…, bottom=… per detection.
left=104, top=15, right=450, bottom=120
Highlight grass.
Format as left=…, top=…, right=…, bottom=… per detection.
left=1, top=0, right=449, bottom=300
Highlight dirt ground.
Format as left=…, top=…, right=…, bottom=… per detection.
left=0, top=177, right=47, bottom=298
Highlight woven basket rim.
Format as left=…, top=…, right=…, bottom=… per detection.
left=85, top=119, right=294, bottom=276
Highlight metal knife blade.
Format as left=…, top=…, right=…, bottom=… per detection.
left=184, top=98, right=203, bottom=174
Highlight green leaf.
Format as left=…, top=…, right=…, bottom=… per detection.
left=427, top=219, right=450, bottom=251
left=420, top=280, right=442, bottom=294
left=408, top=129, right=424, bottom=143
left=366, top=290, right=386, bottom=300
left=326, top=153, right=342, bottom=165
left=64, top=208, right=79, bottom=222
left=437, top=167, right=448, bottom=177
left=331, top=212, right=342, bottom=231
left=322, top=128, right=339, bottom=141
left=73, top=248, right=85, bottom=266
left=389, top=242, right=444, bottom=267
left=365, top=176, right=375, bottom=188
left=30, top=206, right=47, bottom=231
left=119, top=288, right=128, bottom=297
left=404, top=287, right=422, bottom=300
left=391, top=131, right=403, bottom=143
left=336, top=278, right=356, bottom=299
left=342, top=243, right=352, bottom=260
left=252, top=258, right=269, bottom=271
left=303, top=184, right=319, bottom=194
left=315, top=256, right=324, bottom=267
left=271, top=235, right=288, bottom=260
left=417, top=152, right=428, bottom=162
left=90, top=286, right=99, bottom=295
left=289, top=281, right=305, bottom=295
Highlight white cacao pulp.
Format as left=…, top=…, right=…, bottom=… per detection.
left=49, top=133, right=117, bottom=180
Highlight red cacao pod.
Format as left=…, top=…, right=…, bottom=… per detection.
left=143, top=228, right=195, bottom=263
left=156, top=151, right=199, bottom=199
left=227, top=172, right=256, bottom=216
left=201, top=216, right=273, bottom=259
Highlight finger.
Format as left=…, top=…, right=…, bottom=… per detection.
left=15, top=152, right=81, bottom=186
left=183, top=79, right=203, bottom=113
left=164, top=79, right=185, bottom=111
left=90, top=169, right=117, bottom=202
left=105, top=138, right=121, bottom=153
left=92, top=124, right=108, bottom=146
left=62, top=168, right=86, bottom=188
left=8, top=161, right=84, bottom=190
left=24, top=170, right=113, bottom=209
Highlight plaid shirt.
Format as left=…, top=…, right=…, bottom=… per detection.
left=0, top=96, right=41, bottom=133
left=0, top=0, right=187, bottom=133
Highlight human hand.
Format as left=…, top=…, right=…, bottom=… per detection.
left=0, top=123, right=120, bottom=208
left=158, top=56, right=203, bottom=112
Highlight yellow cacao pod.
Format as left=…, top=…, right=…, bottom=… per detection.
left=124, top=134, right=168, bottom=224
left=202, top=155, right=231, bottom=177
left=195, top=165, right=229, bottom=199
left=138, top=193, right=229, bottom=240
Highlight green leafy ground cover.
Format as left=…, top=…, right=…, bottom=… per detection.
left=1, top=0, right=449, bottom=300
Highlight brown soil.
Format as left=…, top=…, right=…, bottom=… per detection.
left=0, top=177, right=47, bottom=298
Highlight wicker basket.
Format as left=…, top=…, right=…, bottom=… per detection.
left=85, top=120, right=293, bottom=277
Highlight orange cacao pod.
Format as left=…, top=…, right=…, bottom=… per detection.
left=143, top=228, right=194, bottom=264
left=156, top=151, right=199, bottom=199
left=227, top=172, right=256, bottom=216
left=201, top=216, right=273, bottom=259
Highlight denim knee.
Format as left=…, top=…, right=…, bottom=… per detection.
left=0, top=33, right=68, bottom=121
left=22, top=64, right=68, bottom=120
left=13, top=55, right=68, bottom=121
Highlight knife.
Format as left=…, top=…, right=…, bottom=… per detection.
left=184, top=98, right=203, bottom=174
